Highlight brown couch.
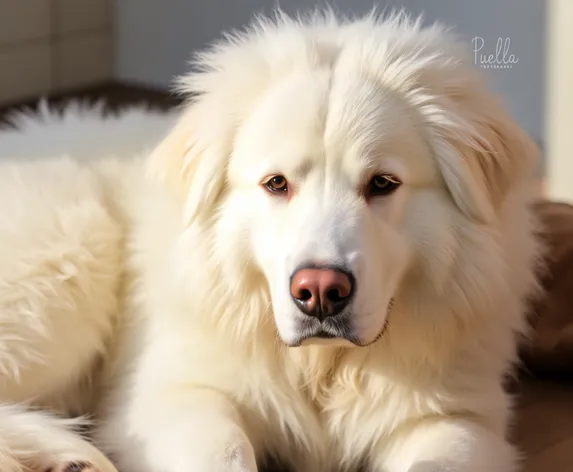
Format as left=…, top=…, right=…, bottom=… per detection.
left=515, top=379, right=573, bottom=472
left=516, top=201, right=573, bottom=472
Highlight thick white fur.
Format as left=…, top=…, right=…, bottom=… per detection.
left=0, top=10, right=540, bottom=472
left=0, top=105, right=177, bottom=471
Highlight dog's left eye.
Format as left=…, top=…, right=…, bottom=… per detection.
left=263, top=175, right=289, bottom=195
left=366, top=174, right=401, bottom=199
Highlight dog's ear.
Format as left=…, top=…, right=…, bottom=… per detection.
left=433, top=101, right=539, bottom=224
left=147, top=104, right=229, bottom=224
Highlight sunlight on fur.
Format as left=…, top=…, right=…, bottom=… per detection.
left=0, top=9, right=540, bottom=472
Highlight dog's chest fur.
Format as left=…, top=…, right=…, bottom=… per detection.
left=239, top=344, right=420, bottom=472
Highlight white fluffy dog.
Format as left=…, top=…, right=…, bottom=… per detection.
left=0, top=11, right=540, bottom=472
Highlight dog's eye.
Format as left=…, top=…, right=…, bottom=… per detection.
left=263, top=175, right=289, bottom=194
left=366, top=174, right=401, bottom=198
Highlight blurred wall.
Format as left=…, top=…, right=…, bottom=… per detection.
left=0, top=0, right=112, bottom=105
left=115, top=0, right=545, bottom=144
left=545, top=0, right=573, bottom=202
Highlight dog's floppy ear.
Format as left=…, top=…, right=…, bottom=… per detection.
left=433, top=101, right=539, bottom=224
left=147, top=104, right=229, bottom=224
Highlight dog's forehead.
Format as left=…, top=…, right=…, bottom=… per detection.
left=232, top=71, right=330, bottom=171
left=324, top=74, right=430, bottom=171
left=231, top=69, right=434, bottom=183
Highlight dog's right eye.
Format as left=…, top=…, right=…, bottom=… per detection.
left=365, top=174, right=401, bottom=200
left=263, top=175, right=289, bottom=195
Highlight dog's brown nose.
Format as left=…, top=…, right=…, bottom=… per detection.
left=290, top=266, right=354, bottom=319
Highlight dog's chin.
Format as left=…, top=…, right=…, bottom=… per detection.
left=299, top=335, right=357, bottom=348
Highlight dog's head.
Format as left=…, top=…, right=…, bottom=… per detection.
left=149, top=12, right=538, bottom=348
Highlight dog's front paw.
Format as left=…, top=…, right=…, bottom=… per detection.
left=46, top=461, right=99, bottom=472
left=408, top=461, right=444, bottom=472
left=178, top=431, right=258, bottom=472
left=223, top=441, right=258, bottom=472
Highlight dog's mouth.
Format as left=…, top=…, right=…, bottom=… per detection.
left=283, top=299, right=394, bottom=348
left=290, top=315, right=390, bottom=348
left=359, top=320, right=389, bottom=346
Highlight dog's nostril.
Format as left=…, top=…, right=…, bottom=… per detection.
left=327, top=288, right=345, bottom=302
left=299, top=289, right=313, bottom=301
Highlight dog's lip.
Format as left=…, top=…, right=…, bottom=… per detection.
left=355, top=319, right=389, bottom=347
left=287, top=317, right=389, bottom=348
left=314, top=330, right=337, bottom=339
left=286, top=298, right=394, bottom=348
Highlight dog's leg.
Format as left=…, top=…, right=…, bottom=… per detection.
left=141, top=390, right=258, bottom=472
left=370, top=418, right=516, bottom=472
left=0, top=405, right=117, bottom=472
left=105, top=388, right=258, bottom=472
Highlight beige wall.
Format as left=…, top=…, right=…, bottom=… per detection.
left=0, top=1, right=113, bottom=105
left=546, top=0, right=573, bottom=203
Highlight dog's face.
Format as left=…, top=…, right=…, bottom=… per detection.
left=223, top=72, right=439, bottom=346
left=149, top=14, right=537, bottom=348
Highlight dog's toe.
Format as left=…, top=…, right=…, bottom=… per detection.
left=224, top=442, right=258, bottom=472
left=46, top=461, right=99, bottom=472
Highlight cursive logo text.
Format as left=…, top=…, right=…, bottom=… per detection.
left=472, top=37, right=519, bottom=69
